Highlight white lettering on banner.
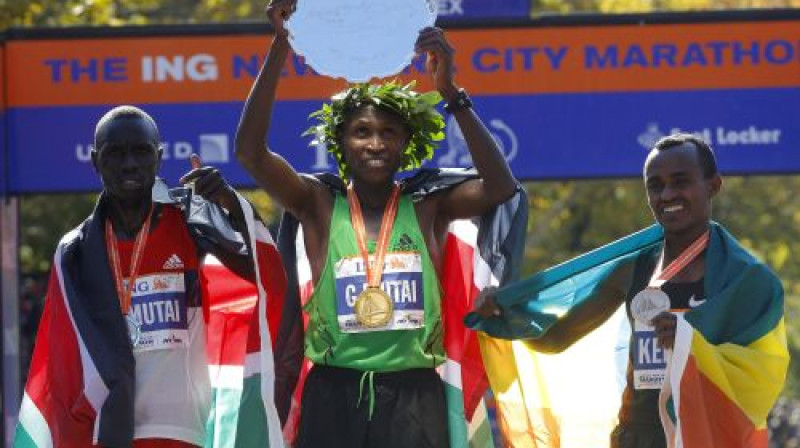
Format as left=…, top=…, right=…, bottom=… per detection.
left=439, top=115, right=518, bottom=167
left=311, top=141, right=334, bottom=170
left=436, top=0, right=464, bottom=15
left=74, top=141, right=192, bottom=162
left=669, top=126, right=782, bottom=146
left=74, top=134, right=230, bottom=164
left=164, top=141, right=194, bottom=160
left=716, top=126, right=781, bottom=145
left=198, top=134, right=230, bottom=163
left=76, top=144, right=92, bottom=162
left=141, top=54, right=219, bottom=82
left=670, top=127, right=714, bottom=145
left=637, top=123, right=782, bottom=149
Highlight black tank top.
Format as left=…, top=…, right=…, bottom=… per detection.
left=618, top=248, right=706, bottom=427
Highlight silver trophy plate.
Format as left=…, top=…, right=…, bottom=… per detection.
left=287, top=0, right=437, bottom=82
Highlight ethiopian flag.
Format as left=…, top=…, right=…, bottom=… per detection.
left=467, top=223, right=789, bottom=447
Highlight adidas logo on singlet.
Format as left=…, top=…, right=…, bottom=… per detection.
left=394, top=233, right=418, bottom=252
left=162, top=254, right=184, bottom=270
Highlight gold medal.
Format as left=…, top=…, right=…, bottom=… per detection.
left=354, top=287, right=394, bottom=328
left=347, top=184, right=401, bottom=330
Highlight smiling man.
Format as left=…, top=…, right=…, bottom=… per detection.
left=470, top=133, right=789, bottom=448
left=234, top=1, right=522, bottom=447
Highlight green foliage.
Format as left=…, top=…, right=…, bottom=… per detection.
left=19, top=194, right=96, bottom=273
left=303, top=81, right=445, bottom=179
left=0, top=0, right=260, bottom=30
left=531, top=0, right=800, bottom=14
left=240, top=189, right=280, bottom=224
left=523, top=180, right=650, bottom=276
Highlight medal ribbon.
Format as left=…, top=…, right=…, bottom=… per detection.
left=650, top=230, right=709, bottom=443
left=648, top=230, right=710, bottom=289
left=347, top=184, right=401, bottom=289
left=105, top=205, right=154, bottom=315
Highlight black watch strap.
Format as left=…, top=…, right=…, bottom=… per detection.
left=443, top=89, right=473, bottom=114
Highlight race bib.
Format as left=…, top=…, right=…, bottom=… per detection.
left=632, top=320, right=667, bottom=390
left=334, top=252, right=425, bottom=333
left=126, top=273, right=189, bottom=352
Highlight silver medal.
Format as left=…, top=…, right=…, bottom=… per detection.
left=631, top=288, right=671, bottom=326
left=126, top=314, right=141, bottom=347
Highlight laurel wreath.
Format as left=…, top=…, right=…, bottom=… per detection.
left=304, top=81, right=445, bottom=178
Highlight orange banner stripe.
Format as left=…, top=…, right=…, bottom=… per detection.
left=7, top=21, right=800, bottom=107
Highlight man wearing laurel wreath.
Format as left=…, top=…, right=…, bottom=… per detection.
left=13, top=106, right=267, bottom=447
left=469, top=134, right=789, bottom=448
left=235, top=1, right=522, bottom=447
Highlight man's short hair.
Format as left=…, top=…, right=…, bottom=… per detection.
left=652, top=133, right=718, bottom=179
left=94, top=105, right=161, bottom=148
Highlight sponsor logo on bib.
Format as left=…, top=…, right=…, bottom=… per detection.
left=126, top=273, right=190, bottom=352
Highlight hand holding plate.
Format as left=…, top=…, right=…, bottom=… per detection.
left=267, top=0, right=297, bottom=38
left=416, top=27, right=458, bottom=99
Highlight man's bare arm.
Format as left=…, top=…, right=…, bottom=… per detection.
left=524, top=263, right=633, bottom=353
left=523, top=289, right=625, bottom=353
left=475, top=263, right=632, bottom=353
left=415, top=29, right=517, bottom=220
left=234, top=0, right=321, bottom=221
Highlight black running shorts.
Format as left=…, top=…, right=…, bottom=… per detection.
left=295, top=365, right=450, bottom=448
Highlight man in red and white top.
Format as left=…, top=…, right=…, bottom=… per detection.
left=17, top=105, right=256, bottom=447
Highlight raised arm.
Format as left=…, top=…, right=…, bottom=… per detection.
left=235, top=0, right=321, bottom=219
left=416, top=28, right=517, bottom=220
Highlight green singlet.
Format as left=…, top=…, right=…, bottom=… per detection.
left=303, top=192, right=445, bottom=371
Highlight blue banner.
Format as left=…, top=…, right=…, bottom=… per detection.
left=6, top=86, right=798, bottom=194
left=436, top=0, right=530, bottom=19
left=6, top=18, right=800, bottom=194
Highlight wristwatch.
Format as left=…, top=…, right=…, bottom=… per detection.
left=443, top=89, right=473, bottom=114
